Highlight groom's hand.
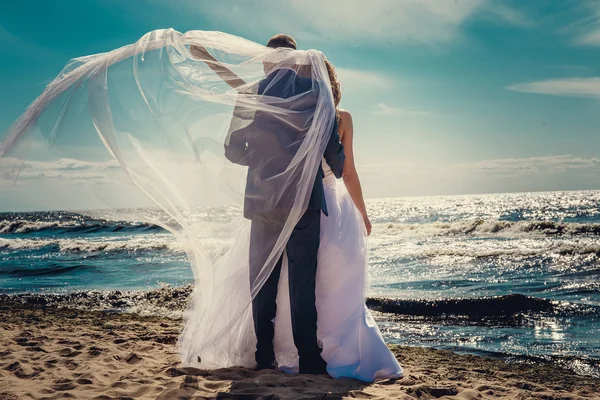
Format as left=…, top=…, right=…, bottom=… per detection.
left=189, top=45, right=246, bottom=90
left=190, top=45, right=212, bottom=61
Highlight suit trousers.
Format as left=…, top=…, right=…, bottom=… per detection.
left=249, top=209, right=324, bottom=371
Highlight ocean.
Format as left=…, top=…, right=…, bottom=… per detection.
left=1, top=190, right=599, bottom=377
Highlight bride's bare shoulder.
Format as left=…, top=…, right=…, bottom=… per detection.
left=338, top=109, right=353, bottom=139
left=338, top=109, right=352, bottom=122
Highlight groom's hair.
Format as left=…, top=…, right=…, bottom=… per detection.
left=266, top=34, right=297, bottom=50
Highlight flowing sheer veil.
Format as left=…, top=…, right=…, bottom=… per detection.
left=0, top=29, right=337, bottom=368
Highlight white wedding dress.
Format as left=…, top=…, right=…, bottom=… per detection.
left=273, top=160, right=404, bottom=382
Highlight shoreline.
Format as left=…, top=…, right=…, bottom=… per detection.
left=1, top=301, right=599, bottom=399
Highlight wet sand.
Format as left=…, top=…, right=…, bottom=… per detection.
left=1, top=299, right=599, bottom=400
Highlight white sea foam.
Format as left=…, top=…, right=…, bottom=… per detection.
left=0, top=236, right=183, bottom=253
left=374, top=219, right=600, bottom=238
left=418, top=242, right=600, bottom=259
left=0, top=220, right=75, bottom=234
left=368, top=232, right=600, bottom=260
left=0, top=234, right=236, bottom=263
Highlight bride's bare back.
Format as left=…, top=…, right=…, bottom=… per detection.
left=337, top=109, right=372, bottom=235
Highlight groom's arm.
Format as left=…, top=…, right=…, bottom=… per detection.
left=322, top=118, right=345, bottom=178
left=224, top=101, right=251, bottom=166
left=224, top=129, right=249, bottom=165
left=190, top=45, right=246, bottom=90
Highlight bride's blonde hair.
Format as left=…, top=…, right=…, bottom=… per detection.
left=324, top=58, right=341, bottom=121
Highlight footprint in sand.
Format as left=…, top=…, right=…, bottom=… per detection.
left=14, top=338, right=39, bottom=347
left=125, top=353, right=142, bottom=364
left=59, top=359, right=79, bottom=371
left=87, top=346, right=103, bottom=357
left=25, top=346, right=47, bottom=353
left=4, top=361, right=21, bottom=372
left=5, top=361, right=42, bottom=379
left=407, top=386, right=460, bottom=398
left=58, top=348, right=82, bottom=357
left=57, top=339, right=80, bottom=346
left=52, top=378, right=76, bottom=392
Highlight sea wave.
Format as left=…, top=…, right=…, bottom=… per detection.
left=3, top=230, right=600, bottom=260
left=415, top=242, right=600, bottom=259
left=366, top=294, right=597, bottom=318
left=5, top=216, right=600, bottom=240
left=0, top=219, right=162, bottom=235
left=376, top=219, right=600, bottom=238
left=2, top=263, right=94, bottom=277
left=0, top=236, right=181, bottom=253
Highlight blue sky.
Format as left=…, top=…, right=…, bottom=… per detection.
left=1, top=0, right=600, bottom=210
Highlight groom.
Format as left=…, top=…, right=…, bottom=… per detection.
left=192, top=34, right=345, bottom=374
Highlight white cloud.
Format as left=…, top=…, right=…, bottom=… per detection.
left=574, top=29, right=600, bottom=46
left=335, top=68, right=388, bottom=93
left=507, top=77, right=600, bottom=98
left=357, top=155, right=600, bottom=198
left=283, top=0, right=483, bottom=44
left=360, top=155, right=600, bottom=178
left=562, top=1, right=600, bottom=46
left=165, top=0, right=528, bottom=46
left=481, top=3, right=533, bottom=28
left=5, top=153, right=600, bottom=209
left=373, top=103, right=430, bottom=116
left=448, top=155, right=600, bottom=177
left=0, top=157, right=124, bottom=185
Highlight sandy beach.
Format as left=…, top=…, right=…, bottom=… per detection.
left=0, top=298, right=597, bottom=400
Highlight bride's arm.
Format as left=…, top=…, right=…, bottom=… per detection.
left=190, top=45, right=246, bottom=89
left=339, top=110, right=372, bottom=235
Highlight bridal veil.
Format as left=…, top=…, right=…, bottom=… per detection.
left=0, top=29, right=338, bottom=368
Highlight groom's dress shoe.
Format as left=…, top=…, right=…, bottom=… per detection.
left=256, top=361, right=277, bottom=371
left=299, top=356, right=328, bottom=375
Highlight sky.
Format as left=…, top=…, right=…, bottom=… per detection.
left=1, top=0, right=600, bottom=211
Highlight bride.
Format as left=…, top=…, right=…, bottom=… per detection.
left=272, top=56, right=403, bottom=382
left=0, top=30, right=402, bottom=383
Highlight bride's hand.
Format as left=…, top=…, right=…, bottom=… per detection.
left=363, top=214, right=372, bottom=236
